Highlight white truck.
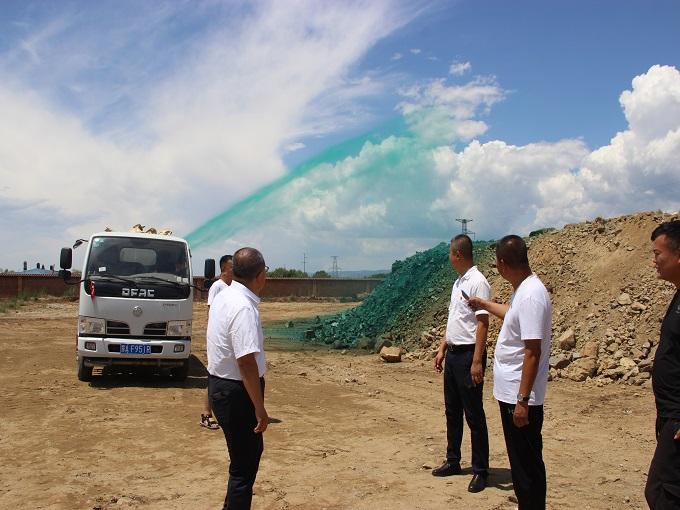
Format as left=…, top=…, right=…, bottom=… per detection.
left=59, top=230, right=213, bottom=382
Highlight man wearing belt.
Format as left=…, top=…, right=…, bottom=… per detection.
left=433, top=234, right=491, bottom=493
left=207, top=247, right=268, bottom=510
left=469, top=235, right=551, bottom=510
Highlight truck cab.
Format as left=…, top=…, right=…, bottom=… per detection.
left=60, top=231, right=196, bottom=381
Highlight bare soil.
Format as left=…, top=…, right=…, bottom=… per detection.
left=0, top=298, right=656, bottom=509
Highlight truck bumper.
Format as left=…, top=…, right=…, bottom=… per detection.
left=77, top=336, right=191, bottom=368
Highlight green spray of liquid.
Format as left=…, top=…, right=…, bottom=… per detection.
left=184, top=109, right=448, bottom=249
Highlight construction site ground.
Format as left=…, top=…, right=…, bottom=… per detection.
left=1, top=298, right=657, bottom=509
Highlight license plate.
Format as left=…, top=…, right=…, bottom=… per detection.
left=120, top=344, right=151, bottom=355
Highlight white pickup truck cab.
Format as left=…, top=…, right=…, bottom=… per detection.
left=60, top=231, right=199, bottom=381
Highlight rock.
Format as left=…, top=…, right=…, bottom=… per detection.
left=581, top=341, right=599, bottom=359
left=631, top=301, right=647, bottom=312
left=557, top=328, right=576, bottom=350
left=379, top=346, right=403, bottom=363
left=356, top=337, right=376, bottom=350
left=619, top=357, right=637, bottom=370
left=550, top=354, right=571, bottom=370
left=564, top=358, right=597, bottom=382
left=617, top=293, right=632, bottom=306
left=375, top=339, right=393, bottom=353
left=637, top=359, right=653, bottom=373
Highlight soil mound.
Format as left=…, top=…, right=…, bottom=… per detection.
left=315, top=210, right=680, bottom=386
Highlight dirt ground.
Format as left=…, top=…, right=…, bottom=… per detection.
left=0, top=298, right=657, bottom=509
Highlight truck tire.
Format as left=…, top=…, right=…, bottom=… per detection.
left=172, top=358, right=190, bottom=381
left=77, top=357, right=93, bottom=382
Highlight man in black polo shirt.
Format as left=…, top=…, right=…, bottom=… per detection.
left=646, top=220, right=680, bottom=509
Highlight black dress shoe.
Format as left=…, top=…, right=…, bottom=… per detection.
left=467, top=473, right=488, bottom=493
left=431, top=461, right=462, bottom=477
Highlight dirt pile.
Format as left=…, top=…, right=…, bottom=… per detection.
left=312, top=242, right=493, bottom=349
left=316, top=210, right=680, bottom=387
left=416, top=211, right=680, bottom=386
left=511, top=211, right=678, bottom=386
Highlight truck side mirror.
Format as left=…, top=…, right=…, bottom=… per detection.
left=203, top=259, right=216, bottom=290
left=60, top=247, right=73, bottom=270
left=204, top=259, right=215, bottom=280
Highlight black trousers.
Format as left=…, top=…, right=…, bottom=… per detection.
left=645, top=416, right=680, bottom=509
left=499, top=401, right=546, bottom=510
left=443, top=347, right=489, bottom=474
left=209, top=375, right=265, bottom=510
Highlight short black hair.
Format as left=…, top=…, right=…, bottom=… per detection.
left=651, top=220, right=680, bottom=252
left=232, top=247, right=265, bottom=280
left=219, top=254, right=233, bottom=270
left=496, top=234, right=529, bottom=269
left=451, top=234, right=473, bottom=260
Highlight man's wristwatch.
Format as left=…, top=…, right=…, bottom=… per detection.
left=516, top=393, right=530, bottom=403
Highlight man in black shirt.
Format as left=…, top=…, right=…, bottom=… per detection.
left=646, top=219, right=680, bottom=509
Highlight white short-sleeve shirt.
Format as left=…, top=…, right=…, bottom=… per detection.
left=207, top=280, right=266, bottom=380
left=493, top=274, right=552, bottom=405
left=445, top=266, right=491, bottom=346
left=207, top=278, right=228, bottom=306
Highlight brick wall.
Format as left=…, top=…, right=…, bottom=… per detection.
left=0, top=274, right=381, bottom=299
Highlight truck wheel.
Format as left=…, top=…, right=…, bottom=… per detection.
left=172, top=358, right=190, bottom=381
left=77, top=357, right=93, bottom=382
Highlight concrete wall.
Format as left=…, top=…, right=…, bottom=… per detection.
left=0, top=274, right=381, bottom=299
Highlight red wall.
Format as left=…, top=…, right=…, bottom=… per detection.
left=0, top=274, right=380, bottom=300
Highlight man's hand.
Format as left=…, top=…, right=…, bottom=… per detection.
left=513, top=401, right=529, bottom=427
left=675, top=427, right=680, bottom=441
left=467, top=296, right=486, bottom=312
left=470, top=360, right=484, bottom=386
left=254, top=406, right=269, bottom=433
left=434, top=348, right=446, bottom=373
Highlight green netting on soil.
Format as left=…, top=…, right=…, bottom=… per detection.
left=307, top=241, right=492, bottom=348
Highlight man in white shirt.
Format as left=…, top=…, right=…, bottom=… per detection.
left=432, top=234, right=491, bottom=493
left=201, top=254, right=233, bottom=430
left=469, top=235, right=551, bottom=510
left=207, top=247, right=268, bottom=510
left=207, top=255, right=234, bottom=307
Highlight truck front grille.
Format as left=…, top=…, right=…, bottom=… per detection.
left=107, top=321, right=130, bottom=335
left=143, top=322, right=167, bottom=336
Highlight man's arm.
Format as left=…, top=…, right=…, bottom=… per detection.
left=470, top=314, right=489, bottom=386
left=433, top=339, right=448, bottom=373
left=237, top=353, right=268, bottom=433
left=512, top=339, right=541, bottom=427
left=467, top=297, right=509, bottom=319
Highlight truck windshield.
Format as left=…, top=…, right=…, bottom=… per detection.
left=85, top=236, right=189, bottom=282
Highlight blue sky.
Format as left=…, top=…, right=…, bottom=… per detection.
left=1, top=1, right=679, bottom=272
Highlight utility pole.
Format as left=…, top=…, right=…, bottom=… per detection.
left=331, top=256, right=340, bottom=278
left=456, top=218, right=476, bottom=240
left=302, top=252, right=307, bottom=274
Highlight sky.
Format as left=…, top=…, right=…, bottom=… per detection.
left=1, top=0, right=679, bottom=273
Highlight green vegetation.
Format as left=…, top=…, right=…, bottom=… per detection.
left=267, top=267, right=309, bottom=278
left=312, top=270, right=331, bottom=278
left=0, top=288, right=49, bottom=313
left=366, top=272, right=389, bottom=279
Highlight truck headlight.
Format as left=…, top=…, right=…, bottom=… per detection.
left=79, top=316, right=105, bottom=335
left=167, top=320, right=191, bottom=336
